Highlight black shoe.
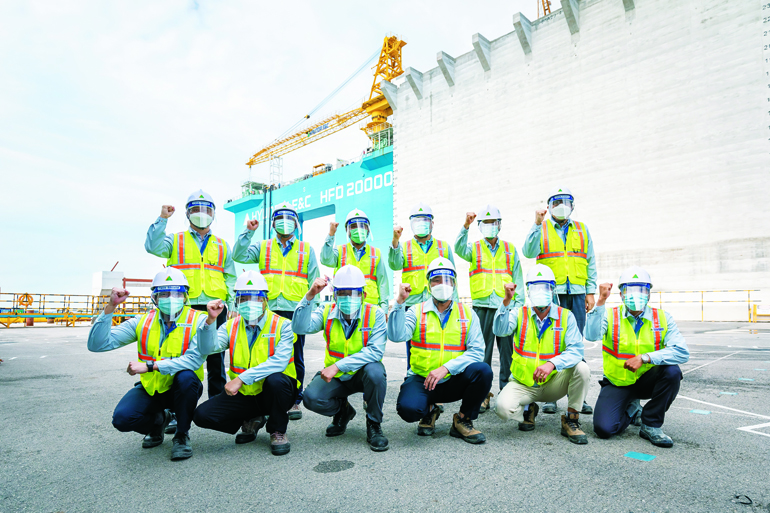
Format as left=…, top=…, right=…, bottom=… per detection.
left=326, top=401, right=356, bottom=437
left=518, top=403, right=539, bottom=432
left=236, top=416, right=267, bottom=444
left=417, top=404, right=441, bottom=436
left=542, top=401, right=557, bottom=414
left=366, top=418, right=389, bottom=452
left=170, top=433, right=192, bottom=460
left=142, top=410, right=173, bottom=448
left=164, top=411, right=177, bottom=434
left=581, top=401, right=593, bottom=415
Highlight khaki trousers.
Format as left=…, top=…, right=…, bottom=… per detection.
left=495, top=361, right=590, bottom=423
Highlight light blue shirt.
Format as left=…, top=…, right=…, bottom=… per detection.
left=387, top=300, right=485, bottom=382
left=454, top=227, right=525, bottom=310
left=145, top=217, right=237, bottom=310
left=291, top=297, right=387, bottom=381
left=521, top=216, right=597, bottom=295
left=492, top=302, right=584, bottom=374
left=87, top=311, right=213, bottom=375
left=388, top=236, right=458, bottom=307
left=232, top=228, right=320, bottom=312
left=199, top=312, right=295, bottom=386
left=320, top=235, right=391, bottom=311
left=585, top=304, right=690, bottom=366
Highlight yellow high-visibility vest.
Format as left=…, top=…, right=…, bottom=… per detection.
left=401, top=239, right=448, bottom=295
left=168, top=231, right=228, bottom=300
left=510, top=306, right=568, bottom=387
left=536, top=219, right=588, bottom=286
left=258, top=239, right=310, bottom=302
left=322, top=303, right=378, bottom=378
left=335, top=244, right=381, bottom=304
left=409, top=302, right=472, bottom=378
left=602, top=306, right=668, bottom=386
left=469, top=240, right=515, bottom=299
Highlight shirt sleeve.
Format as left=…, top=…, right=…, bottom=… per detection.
left=238, top=321, right=295, bottom=385
left=388, top=242, right=404, bottom=270
left=156, top=315, right=206, bottom=375
left=548, top=311, right=584, bottom=371
left=493, top=303, right=519, bottom=337
left=291, top=297, right=325, bottom=335
left=521, top=222, right=542, bottom=259
left=306, top=246, right=321, bottom=307
left=223, top=240, right=237, bottom=310
left=144, top=217, right=174, bottom=258
left=453, top=227, right=473, bottom=263
left=233, top=227, right=260, bottom=264
left=87, top=314, right=139, bottom=352
left=199, top=323, right=231, bottom=356
left=585, top=304, right=608, bottom=342
left=375, top=253, right=391, bottom=310
left=335, top=308, right=387, bottom=373
left=648, top=312, right=690, bottom=365
left=443, top=309, right=485, bottom=375
left=387, top=302, right=414, bottom=342
left=511, top=246, right=525, bottom=309
left=584, top=226, right=597, bottom=294
left=320, top=235, right=339, bottom=267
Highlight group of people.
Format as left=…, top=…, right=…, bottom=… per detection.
left=87, top=187, right=689, bottom=460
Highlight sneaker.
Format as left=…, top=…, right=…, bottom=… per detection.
left=164, top=411, right=178, bottom=434
left=639, top=424, right=674, bottom=448
left=560, top=412, right=588, bottom=445
left=142, top=410, right=173, bottom=448
left=270, top=432, right=291, bottom=456
left=542, top=401, right=557, bottom=414
left=479, top=393, right=494, bottom=414
left=366, top=418, right=389, bottom=452
left=449, top=413, right=486, bottom=444
left=518, top=402, right=539, bottom=432
left=417, top=404, right=441, bottom=436
left=581, top=401, right=593, bottom=415
left=170, top=433, right=193, bottom=460
left=326, top=401, right=356, bottom=437
left=288, top=403, right=303, bottom=421
left=235, top=416, right=267, bottom=444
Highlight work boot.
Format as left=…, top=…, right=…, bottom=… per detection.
left=581, top=401, right=593, bottom=415
left=542, top=401, right=557, bottom=414
left=628, top=399, right=643, bottom=426
left=236, top=416, right=267, bottom=444
left=326, top=401, right=356, bottom=437
left=518, top=402, right=539, bottom=432
left=417, top=405, right=441, bottom=436
left=164, top=410, right=178, bottom=434
left=270, top=432, right=291, bottom=456
left=436, top=403, right=445, bottom=413
left=479, top=393, right=494, bottom=414
left=288, top=403, right=303, bottom=421
left=639, top=424, right=674, bottom=448
left=560, top=412, right=588, bottom=445
left=142, top=410, right=173, bottom=448
left=449, top=413, right=486, bottom=444
left=170, top=433, right=193, bottom=460
left=366, top=418, right=389, bottom=452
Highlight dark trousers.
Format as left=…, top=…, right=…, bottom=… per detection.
left=112, top=370, right=202, bottom=436
left=556, top=293, right=586, bottom=336
left=303, top=362, right=387, bottom=423
left=190, top=304, right=227, bottom=398
left=193, top=373, right=298, bottom=435
left=593, top=365, right=683, bottom=438
left=396, top=362, right=493, bottom=422
left=474, top=306, right=513, bottom=391
left=274, top=310, right=305, bottom=404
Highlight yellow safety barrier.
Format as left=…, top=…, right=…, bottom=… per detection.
left=753, top=304, right=770, bottom=323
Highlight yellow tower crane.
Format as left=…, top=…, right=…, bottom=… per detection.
left=247, top=35, right=407, bottom=167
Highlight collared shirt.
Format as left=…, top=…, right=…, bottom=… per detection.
left=145, top=217, right=237, bottom=309
left=291, top=297, right=387, bottom=381
left=585, top=304, right=690, bottom=366
left=319, top=235, right=391, bottom=311
left=492, top=301, right=584, bottom=374
left=232, top=227, right=320, bottom=312
left=387, top=236, right=458, bottom=307
left=87, top=311, right=213, bottom=375
left=521, top=216, right=597, bottom=295
left=199, top=312, right=295, bottom=386
left=454, top=227, right=525, bottom=310
left=387, top=300, right=485, bottom=383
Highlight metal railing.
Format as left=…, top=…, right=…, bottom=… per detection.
left=0, top=293, right=153, bottom=328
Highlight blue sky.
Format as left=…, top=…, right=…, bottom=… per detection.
left=0, top=0, right=540, bottom=295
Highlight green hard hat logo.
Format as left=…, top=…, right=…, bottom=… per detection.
left=418, top=208, right=423, bottom=212
left=633, top=274, right=638, bottom=279
left=199, top=194, right=205, bottom=198
left=486, top=211, right=490, bottom=216
left=439, top=262, right=444, bottom=266
left=558, top=189, right=563, bottom=192
left=537, top=272, right=543, bottom=276
left=246, top=280, right=253, bottom=285
left=165, top=276, right=173, bottom=281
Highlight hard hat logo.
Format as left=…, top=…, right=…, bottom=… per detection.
left=199, top=194, right=204, bottom=198
left=246, top=280, right=253, bottom=285
left=633, top=274, right=638, bottom=279
left=537, top=272, right=542, bottom=276
left=419, top=208, right=423, bottom=212
left=165, top=276, right=173, bottom=281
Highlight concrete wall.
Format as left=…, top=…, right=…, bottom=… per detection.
left=390, top=0, right=770, bottom=320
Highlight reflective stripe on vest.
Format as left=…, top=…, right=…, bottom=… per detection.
left=468, top=240, right=514, bottom=299
left=167, top=231, right=227, bottom=300
left=510, top=306, right=565, bottom=387
left=409, top=302, right=471, bottom=378
left=536, top=220, right=588, bottom=286
left=259, top=239, right=310, bottom=302
left=322, top=303, right=377, bottom=377
left=403, top=239, right=446, bottom=273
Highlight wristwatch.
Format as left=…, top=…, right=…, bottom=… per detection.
left=641, top=354, right=651, bottom=364
left=147, top=361, right=154, bottom=372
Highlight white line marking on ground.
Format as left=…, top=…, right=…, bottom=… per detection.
left=677, top=395, right=770, bottom=420
left=585, top=342, right=598, bottom=350
left=737, top=422, right=770, bottom=438
left=682, top=351, right=742, bottom=375
left=10, top=357, right=17, bottom=360
left=40, top=355, right=47, bottom=359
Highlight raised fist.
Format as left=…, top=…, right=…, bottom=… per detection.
left=329, top=222, right=339, bottom=236
left=246, top=219, right=259, bottom=231
left=535, top=209, right=547, bottom=226
left=503, top=283, right=517, bottom=302
left=308, top=276, right=329, bottom=297
left=160, top=205, right=175, bottom=219
left=207, top=299, right=225, bottom=321
left=110, top=288, right=130, bottom=307
left=397, top=283, right=412, bottom=304
left=464, top=212, right=477, bottom=229
left=392, top=226, right=404, bottom=246
left=597, top=283, right=613, bottom=307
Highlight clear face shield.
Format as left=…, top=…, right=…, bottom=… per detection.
left=621, top=284, right=651, bottom=312
left=346, top=219, right=370, bottom=245
left=527, top=282, right=554, bottom=309
left=152, top=286, right=188, bottom=322
left=273, top=211, right=298, bottom=236
left=334, top=288, right=363, bottom=319
left=187, top=201, right=215, bottom=229
left=236, top=291, right=267, bottom=325
left=549, top=195, right=574, bottom=221
left=410, top=215, right=433, bottom=238
left=428, top=269, right=456, bottom=302
left=478, top=219, right=501, bottom=239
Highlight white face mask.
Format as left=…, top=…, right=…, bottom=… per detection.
left=479, top=223, right=499, bottom=239
left=528, top=284, right=553, bottom=308
left=430, top=283, right=453, bottom=302
left=275, top=219, right=296, bottom=235
left=551, top=204, right=571, bottom=221
left=411, top=218, right=432, bottom=237
left=189, top=212, right=213, bottom=229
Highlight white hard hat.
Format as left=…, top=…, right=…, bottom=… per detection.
left=186, top=189, right=215, bottom=209
left=548, top=187, right=574, bottom=203
left=234, top=270, right=268, bottom=292
left=333, top=265, right=366, bottom=289
left=525, top=264, right=556, bottom=286
left=619, top=267, right=653, bottom=288
left=345, top=209, right=370, bottom=225
left=272, top=201, right=298, bottom=219
left=477, top=204, right=501, bottom=221
left=409, top=203, right=434, bottom=218
left=426, top=257, right=456, bottom=278
left=151, top=267, right=189, bottom=290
